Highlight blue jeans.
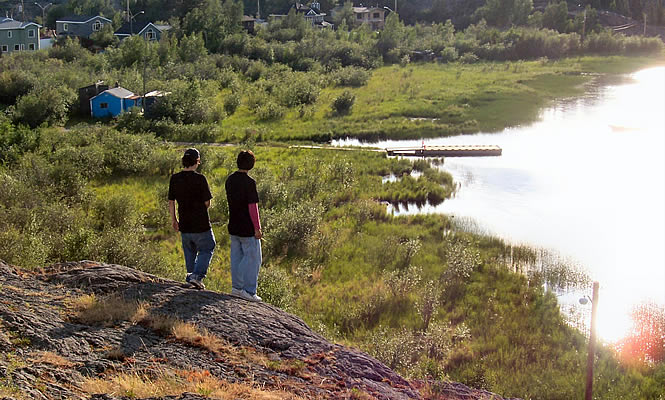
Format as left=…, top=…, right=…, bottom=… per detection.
left=230, top=235, right=262, bottom=295
left=181, top=229, right=216, bottom=281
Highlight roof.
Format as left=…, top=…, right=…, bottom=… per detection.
left=352, top=7, right=384, bottom=13
left=56, top=15, right=112, bottom=24
left=242, top=15, right=256, bottom=22
left=92, top=87, right=136, bottom=100
left=0, top=18, right=41, bottom=30
left=144, top=90, right=170, bottom=97
left=114, top=19, right=171, bottom=36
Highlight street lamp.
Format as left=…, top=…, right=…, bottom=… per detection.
left=579, top=281, right=599, bottom=400
left=34, top=2, right=51, bottom=25
left=128, top=10, right=144, bottom=35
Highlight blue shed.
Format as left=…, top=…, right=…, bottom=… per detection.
left=90, top=87, right=141, bottom=118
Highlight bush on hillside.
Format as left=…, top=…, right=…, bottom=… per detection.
left=0, top=70, right=36, bottom=105
left=12, top=85, right=76, bottom=128
left=332, top=90, right=355, bottom=115
left=331, top=66, right=371, bottom=87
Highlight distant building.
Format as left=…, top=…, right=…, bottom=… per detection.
left=270, top=2, right=332, bottom=28
left=0, top=17, right=41, bottom=55
left=79, top=81, right=109, bottom=116
left=114, top=18, right=172, bottom=41
left=242, top=15, right=256, bottom=34
left=56, top=15, right=112, bottom=39
left=90, top=86, right=141, bottom=118
left=352, top=7, right=386, bottom=30
left=143, top=90, right=169, bottom=114
left=330, top=6, right=387, bottom=30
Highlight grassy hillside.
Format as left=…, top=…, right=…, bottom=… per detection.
left=215, top=56, right=662, bottom=142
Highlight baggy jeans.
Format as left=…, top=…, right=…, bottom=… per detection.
left=230, top=235, right=262, bottom=296
left=181, top=229, right=216, bottom=281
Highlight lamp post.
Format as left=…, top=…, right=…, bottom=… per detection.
left=579, top=281, right=599, bottom=400
left=34, top=2, right=51, bottom=25
left=129, top=10, right=144, bottom=35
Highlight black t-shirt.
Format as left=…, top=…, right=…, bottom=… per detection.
left=168, top=171, right=213, bottom=233
left=225, top=171, right=259, bottom=237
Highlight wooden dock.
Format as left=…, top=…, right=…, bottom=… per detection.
left=386, top=145, right=502, bottom=157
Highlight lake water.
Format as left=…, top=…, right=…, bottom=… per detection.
left=334, top=66, right=665, bottom=343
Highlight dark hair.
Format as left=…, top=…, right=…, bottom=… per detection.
left=182, top=148, right=200, bottom=168
left=237, top=150, right=255, bottom=170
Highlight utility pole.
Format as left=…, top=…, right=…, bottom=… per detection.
left=582, top=8, right=587, bottom=42
left=584, top=282, right=599, bottom=400
left=256, top=0, right=260, bottom=19
left=643, top=12, right=647, bottom=36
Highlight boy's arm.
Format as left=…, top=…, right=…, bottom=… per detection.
left=169, top=200, right=179, bottom=232
left=248, top=203, right=262, bottom=239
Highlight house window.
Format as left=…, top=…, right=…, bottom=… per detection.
left=63, top=23, right=68, bottom=32
left=373, top=12, right=380, bottom=18
left=92, top=21, right=102, bottom=31
left=145, top=29, right=155, bottom=40
left=1, top=45, right=7, bottom=52
left=7, top=31, right=12, bottom=38
left=14, top=44, right=20, bottom=51
left=28, top=29, right=35, bottom=37
left=356, top=13, right=362, bottom=19
left=29, top=43, right=35, bottom=50
left=100, top=103, right=109, bottom=109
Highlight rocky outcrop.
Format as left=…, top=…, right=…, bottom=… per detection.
left=0, top=260, right=519, bottom=400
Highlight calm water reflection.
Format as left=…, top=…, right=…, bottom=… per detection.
left=335, top=66, right=665, bottom=342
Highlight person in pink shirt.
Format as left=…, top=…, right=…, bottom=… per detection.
left=225, top=150, right=263, bottom=302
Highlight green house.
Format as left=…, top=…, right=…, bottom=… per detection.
left=0, top=17, right=41, bottom=55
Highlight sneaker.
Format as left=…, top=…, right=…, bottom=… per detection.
left=189, top=278, right=205, bottom=290
left=239, top=290, right=261, bottom=302
left=230, top=288, right=244, bottom=297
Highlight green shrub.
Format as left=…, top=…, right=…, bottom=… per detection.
left=258, top=266, right=294, bottom=310
left=152, top=121, right=219, bottom=142
left=331, top=66, right=371, bottom=87
left=12, top=86, right=76, bottom=128
left=459, top=53, right=480, bottom=64
left=256, top=101, right=285, bottom=121
left=263, top=201, right=323, bottom=258
left=332, top=90, right=355, bottom=115
left=440, top=47, right=459, bottom=62
left=0, top=226, right=49, bottom=268
left=278, top=74, right=320, bottom=107
left=0, top=70, right=36, bottom=105
left=223, top=93, right=241, bottom=115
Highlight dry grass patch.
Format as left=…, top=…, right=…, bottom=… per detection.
left=70, top=295, right=270, bottom=369
left=0, top=384, right=28, bottom=400
left=141, top=314, right=269, bottom=366
left=33, top=351, right=75, bottom=368
left=70, top=294, right=148, bottom=327
left=82, top=368, right=305, bottom=399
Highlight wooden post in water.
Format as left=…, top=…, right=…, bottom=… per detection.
left=585, top=282, right=599, bottom=400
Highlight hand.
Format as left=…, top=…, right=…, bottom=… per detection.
left=172, top=220, right=179, bottom=232
left=254, top=229, right=263, bottom=240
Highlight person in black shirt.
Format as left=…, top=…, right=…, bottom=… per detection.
left=168, top=148, right=215, bottom=290
left=225, top=150, right=263, bottom=302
